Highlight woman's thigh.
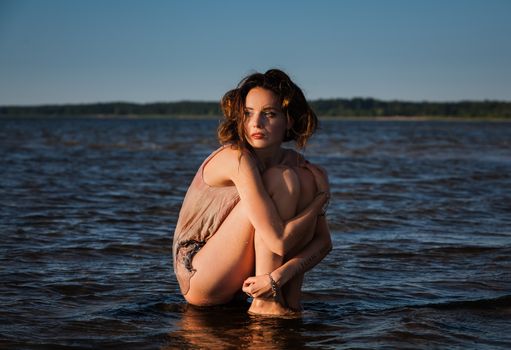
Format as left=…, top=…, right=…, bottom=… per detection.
left=185, top=202, right=255, bottom=306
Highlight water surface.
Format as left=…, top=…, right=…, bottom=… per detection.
left=1, top=118, right=510, bottom=349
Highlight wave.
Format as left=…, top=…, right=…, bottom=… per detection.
left=412, top=294, right=511, bottom=311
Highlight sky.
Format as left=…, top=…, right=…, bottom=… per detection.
left=0, top=0, right=510, bottom=106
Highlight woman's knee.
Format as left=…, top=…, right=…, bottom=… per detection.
left=294, top=167, right=317, bottom=208
left=262, top=166, right=301, bottom=221
left=262, top=165, right=301, bottom=200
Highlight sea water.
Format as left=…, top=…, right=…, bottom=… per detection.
left=1, top=118, right=510, bottom=349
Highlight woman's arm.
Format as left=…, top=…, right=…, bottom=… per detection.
left=242, top=215, right=332, bottom=298
left=235, top=152, right=329, bottom=256
left=209, top=147, right=329, bottom=256
left=273, top=215, right=332, bottom=286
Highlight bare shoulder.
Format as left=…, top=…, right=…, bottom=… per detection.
left=203, top=146, right=258, bottom=186
left=210, top=146, right=256, bottom=168
left=209, top=145, right=238, bottom=164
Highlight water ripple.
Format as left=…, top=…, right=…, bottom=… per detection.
left=1, top=118, right=510, bottom=349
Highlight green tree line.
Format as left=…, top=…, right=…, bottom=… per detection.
left=1, top=98, right=510, bottom=118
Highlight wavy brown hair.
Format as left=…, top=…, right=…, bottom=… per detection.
left=217, top=69, right=318, bottom=150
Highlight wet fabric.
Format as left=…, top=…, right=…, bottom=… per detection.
left=172, top=146, right=240, bottom=295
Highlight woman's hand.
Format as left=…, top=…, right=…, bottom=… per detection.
left=242, top=274, right=274, bottom=299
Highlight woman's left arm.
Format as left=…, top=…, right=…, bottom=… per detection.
left=242, top=215, right=332, bottom=298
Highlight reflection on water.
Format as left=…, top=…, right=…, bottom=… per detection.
left=166, top=301, right=339, bottom=349
left=168, top=303, right=287, bottom=349
left=1, top=117, right=510, bottom=349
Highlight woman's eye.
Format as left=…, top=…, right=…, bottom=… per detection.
left=263, top=112, right=275, bottom=118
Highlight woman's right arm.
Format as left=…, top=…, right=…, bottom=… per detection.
left=210, top=147, right=329, bottom=256
left=242, top=215, right=332, bottom=298
left=272, top=215, right=332, bottom=286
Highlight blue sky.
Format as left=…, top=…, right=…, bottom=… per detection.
left=1, top=0, right=510, bottom=105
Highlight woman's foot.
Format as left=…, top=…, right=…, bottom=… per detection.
left=247, top=298, right=300, bottom=317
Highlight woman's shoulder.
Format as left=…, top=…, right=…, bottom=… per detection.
left=206, top=144, right=258, bottom=171
left=210, top=144, right=251, bottom=161
left=204, top=145, right=234, bottom=166
left=202, top=145, right=243, bottom=186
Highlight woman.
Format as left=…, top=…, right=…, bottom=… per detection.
left=172, top=69, right=332, bottom=316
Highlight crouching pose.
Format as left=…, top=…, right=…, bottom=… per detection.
left=172, top=69, right=332, bottom=316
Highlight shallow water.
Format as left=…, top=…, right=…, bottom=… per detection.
left=1, top=118, right=510, bottom=349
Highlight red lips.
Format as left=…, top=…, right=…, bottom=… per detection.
left=251, top=133, right=265, bottom=139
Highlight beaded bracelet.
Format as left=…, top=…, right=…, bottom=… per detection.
left=267, top=273, right=279, bottom=299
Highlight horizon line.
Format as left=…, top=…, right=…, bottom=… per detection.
left=2, top=97, right=511, bottom=108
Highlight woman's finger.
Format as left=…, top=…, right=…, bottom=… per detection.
left=242, top=279, right=254, bottom=292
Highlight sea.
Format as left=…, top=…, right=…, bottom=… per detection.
left=1, top=117, right=510, bottom=349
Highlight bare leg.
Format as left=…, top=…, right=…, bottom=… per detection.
left=184, top=166, right=316, bottom=309
left=281, top=167, right=317, bottom=310
left=248, top=166, right=317, bottom=315
left=185, top=201, right=256, bottom=306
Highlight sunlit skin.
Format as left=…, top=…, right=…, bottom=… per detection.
left=243, top=87, right=292, bottom=167
left=179, top=85, right=331, bottom=316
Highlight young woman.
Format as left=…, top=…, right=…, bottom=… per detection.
left=172, top=69, right=332, bottom=316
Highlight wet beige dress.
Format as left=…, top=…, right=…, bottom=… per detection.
left=172, top=146, right=240, bottom=295
left=172, top=145, right=304, bottom=295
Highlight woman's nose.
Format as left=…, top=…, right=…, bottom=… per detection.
left=251, top=113, right=264, bottom=128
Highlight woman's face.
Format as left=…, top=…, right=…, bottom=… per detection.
left=243, top=87, right=291, bottom=150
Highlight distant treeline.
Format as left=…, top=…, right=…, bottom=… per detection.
left=1, top=98, right=510, bottom=118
